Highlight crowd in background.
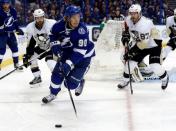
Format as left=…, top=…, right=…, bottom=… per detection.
left=10, top=0, right=174, bottom=26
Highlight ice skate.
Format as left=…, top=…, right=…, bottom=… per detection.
left=161, top=74, right=169, bottom=90
left=42, top=94, right=56, bottom=104
left=14, top=63, right=23, bottom=72
left=117, top=80, right=129, bottom=89
left=29, top=76, right=42, bottom=87
left=75, top=79, right=85, bottom=96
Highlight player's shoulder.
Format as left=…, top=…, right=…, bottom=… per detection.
left=45, top=18, right=57, bottom=24
left=51, top=19, right=65, bottom=33
left=54, top=19, right=65, bottom=27
left=26, top=21, right=35, bottom=31
left=44, top=18, right=57, bottom=28
left=141, top=16, right=153, bottom=25
left=125, top=16, right=133, bottom=25
left=78, top=22, right=87, bottom=28
left=26, top=21, right=34, bottom=28
left=75, top=22, right=88, bottom=35
left=141, top=16, right=152, bottom=22
left=167, top=16, right=174, bottom=21
left=10, top=7, right=17, bottom=13
left=54, top=19, right=66, bottom=28
left=125, top=16, right=130, bottom=22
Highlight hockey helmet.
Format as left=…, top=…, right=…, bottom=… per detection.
left=129, top=4, right=141, bottom=14
left=64, top=5, right=81, bottom=18
left=33, top=9, right=45, bottom=18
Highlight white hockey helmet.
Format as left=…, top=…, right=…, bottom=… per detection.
left=129, top=4, right=141, bottom=13
left=33, top=9, right=45, bottom=18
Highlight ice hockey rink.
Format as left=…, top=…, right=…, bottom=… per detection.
left=1, top=49, right=176, bottom=131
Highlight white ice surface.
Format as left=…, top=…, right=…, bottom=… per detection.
left=0, top=51, right=176, bottom=131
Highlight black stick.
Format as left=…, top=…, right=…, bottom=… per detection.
left=0, top=67, right=19, bottom=80
left=0, top=49, right=50, bottom=80
left=65, top=81, right=77, bottom=117
left=126, top=42, right=133, bottom=94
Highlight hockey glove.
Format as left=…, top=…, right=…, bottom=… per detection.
left=23, top=54, right=32, bottom=68
left=59, top=60, right=74, bottom=77
left=50, top=41, right=62, bottom=57
left=16, top=28, right=24, bottom=35
left=123, top=45, right=140, bottom=60
left=121, top=31, right=130, bottom=46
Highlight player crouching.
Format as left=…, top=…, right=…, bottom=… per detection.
left=42, top=5, right=95, bottom=103
left=117, top=4, right=169, bottom=90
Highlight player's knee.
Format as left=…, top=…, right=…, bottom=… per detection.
left=53, top=62, right=61, bottom=73
left=30, top=60, right=38, bottom=68
left=64, top=76, right=80, bottom=90
left=124, top=61, right=138, bottom=74
left=45, top=54, right=53, bottom=62
left=31, top=67, right=40, bottom=73
left=150, top=63, right=165, bottom=76
left=150, top=63, right=160, bottom=71
left=51, top=65, right=64, bottom=84
left=10, top=46, right=18, bottom=53
left=46, top=60, right=56, bottom=72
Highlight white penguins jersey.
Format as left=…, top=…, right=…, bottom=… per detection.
left=166, top=16, right=176, bottom=32
left=26, top=18, right=56, bottom=50
left=125, top=16, right=158, bottom=49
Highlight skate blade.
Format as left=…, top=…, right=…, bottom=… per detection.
left=30, top=83, right=41, bottom=88
left=75, top=92, right=81, bottom=96
left=15, top=69, right=24, bottom=72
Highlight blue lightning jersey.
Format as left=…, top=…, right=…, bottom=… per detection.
left=50, top=19, right=95, bottom=65
left=0, top=7, right=19, bottom=33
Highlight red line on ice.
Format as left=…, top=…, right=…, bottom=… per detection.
left=126, top=90, right=134, bottom=131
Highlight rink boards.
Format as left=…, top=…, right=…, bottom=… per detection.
left=1, top=25, right=169, bottom=69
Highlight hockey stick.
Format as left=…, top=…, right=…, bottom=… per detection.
left=0, top=49, right=50, bottom=80
left=64, top=79, right=77, bottom=117
left=125, top=42, right=133, bottom=94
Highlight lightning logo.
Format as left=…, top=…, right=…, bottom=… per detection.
left=4, top=17, right=15, bottom=27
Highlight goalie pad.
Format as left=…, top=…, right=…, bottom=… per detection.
left=131, top=61, right=154, bottom=82
left=132, top=66, right=144, bottom=82
left=138, top=61, right=154, bottom=77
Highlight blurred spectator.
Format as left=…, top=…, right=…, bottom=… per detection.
left=110, top=7, right=125, bottom=21
left=91, top=7, right=102, bottom=24
left=12, top=0, right=172, bottom=26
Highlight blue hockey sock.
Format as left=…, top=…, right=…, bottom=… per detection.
left=13, top=56, right=18, bottom=64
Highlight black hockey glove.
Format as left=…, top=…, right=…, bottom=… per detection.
left=16, top=28, right=24, bottom=35
left=23, top=54, right=32, bottom=68
left=123, top=45, right=140, bottom=60
left=121, top=31, right=130, bottom=46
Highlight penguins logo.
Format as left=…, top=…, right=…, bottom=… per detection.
left=37, top=34, right=49, bottom=43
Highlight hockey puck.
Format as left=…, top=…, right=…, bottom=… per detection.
left=55, top=124, right=62, bottom=128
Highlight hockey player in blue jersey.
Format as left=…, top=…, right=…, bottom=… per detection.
left=42, top=5, right=95, bottom=104
left=0, top=0, right=24, bottom=71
